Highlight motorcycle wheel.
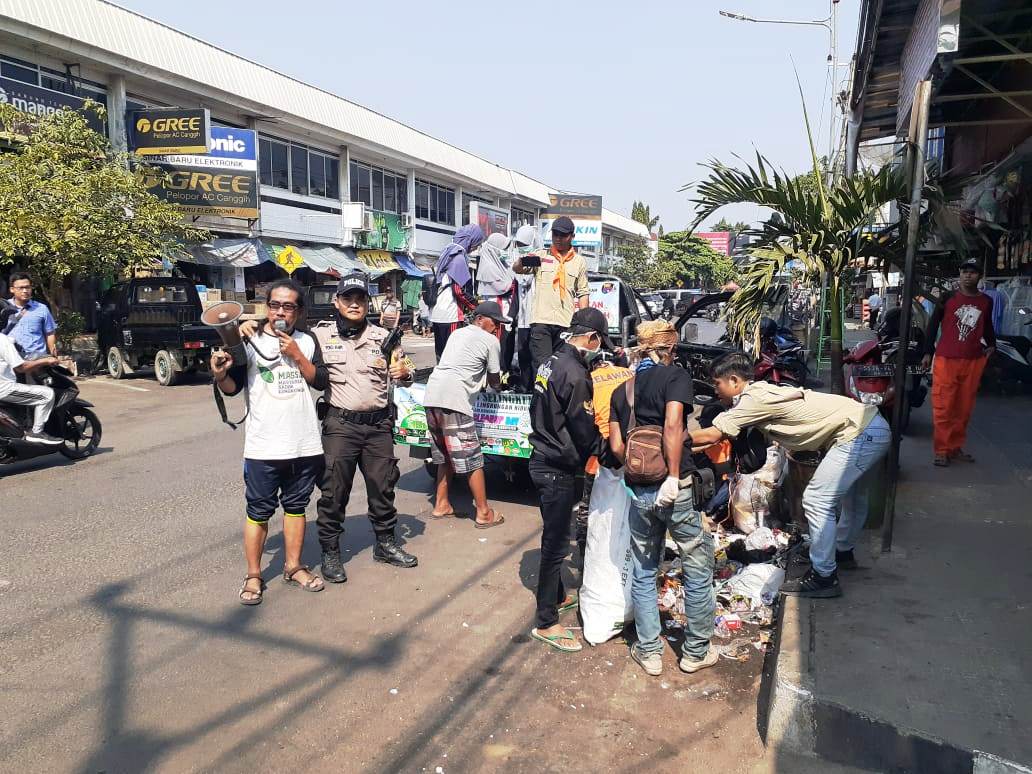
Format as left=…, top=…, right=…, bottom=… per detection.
left=59, top=407, right=102, bottom=460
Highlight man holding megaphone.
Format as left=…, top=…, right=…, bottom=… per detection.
left=211, top=279, right=329, bottom=605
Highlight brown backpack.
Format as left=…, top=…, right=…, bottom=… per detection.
left=622, top=378, right=668, bottom=485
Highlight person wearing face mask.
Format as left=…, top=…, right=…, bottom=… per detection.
left=476, top=232, right=518, bottom=374
left=512, top=224, right=541, bottom=391
left=607, top=320, right=715, bottom=677
left=309, top=271, right=418, bottom=579
left=526, top=307, right=609, bottom=653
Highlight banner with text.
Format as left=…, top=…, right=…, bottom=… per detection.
left=541, top=193, right=603, bottom=248
left=140, top=127, right=259, bottom=218
left=0, top=77, right=107, bottom=133
left=130, top=107, right=211, bottom=156
left=469, top=202, right=510, bottom=239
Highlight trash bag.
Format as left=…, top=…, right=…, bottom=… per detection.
left=730, top=444, right=787, bottom=534
left=719, top=563, right=786, bottom=608
left=581, top=466, right=634, bottom=645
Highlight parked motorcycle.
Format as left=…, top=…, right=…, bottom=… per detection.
left=755, top=317, right=809, bottom=387
left=843, top=308, right=926, bottom=432
left=985, top=306, right=1032, bottom=389
left=0, top=364, right=102, bottom=465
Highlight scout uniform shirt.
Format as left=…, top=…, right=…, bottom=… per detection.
left=528, top=248, right=590, bottom=328
left=311, top=320, right=407, bottom=412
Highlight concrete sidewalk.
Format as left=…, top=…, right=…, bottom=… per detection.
left=766, top=387, right=1032, bottom=772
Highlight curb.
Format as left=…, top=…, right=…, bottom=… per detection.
left=764, top=596, right=1032, bottom=774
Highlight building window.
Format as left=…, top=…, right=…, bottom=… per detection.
left=512, top=206, right=536, bottom=229
left=349, top=161, right=407, bottom=213
left=259, top=135, right=337, bottom=199
left=416, top=179, right=454, bottom=224
left=0, top=55, right=106, bottom=97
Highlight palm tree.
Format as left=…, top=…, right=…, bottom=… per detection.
left=686, top=150, right=955, bottom=394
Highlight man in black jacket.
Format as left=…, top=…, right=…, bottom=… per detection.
left=527, top=307, right=609, bottom=653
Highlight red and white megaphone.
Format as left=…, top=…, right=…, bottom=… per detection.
left=201, top=301, right=248, bottom=364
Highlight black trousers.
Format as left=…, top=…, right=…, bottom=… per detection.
left=869, top=308, right=880, bottom=330
left=316, top=416, right=400, bottom=549
left=433, top=321, right=461, bottom=360
left=529, top=323, right=565, bottom=377
left=516, top=328, right=533, bottom=391
left=529, top=456, right=578, bottom=629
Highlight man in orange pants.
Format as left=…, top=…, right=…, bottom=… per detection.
left=921, top=259, right=996, bottom=467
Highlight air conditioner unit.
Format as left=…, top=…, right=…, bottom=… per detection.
left=361, top=210, right=377, bottom=232
left=401, top=213, right=414, bottom=228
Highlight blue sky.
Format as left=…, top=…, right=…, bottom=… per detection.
left=114, top=0, right=858, bottom=232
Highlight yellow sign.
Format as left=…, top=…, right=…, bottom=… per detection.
left=275, top=245, right=305, bottom=275
left=357, top=250, right=402, bottom=272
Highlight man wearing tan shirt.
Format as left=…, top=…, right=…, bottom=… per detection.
left=310, top=272, right=418, bottom=580
left=514, top=216, right=590, bottom=377
left=689, top=352, right=890, bottom=598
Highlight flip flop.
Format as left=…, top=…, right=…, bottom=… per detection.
left=430, top=510, right=468, bottom=520
left=474, top=510, right=505, bottom=529
left=558, top=594, right=580, bottom=615
left=530, top=628, right=582, bottom=653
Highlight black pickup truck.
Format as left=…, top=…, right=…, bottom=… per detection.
left=97, top=278, right=221, bottom=386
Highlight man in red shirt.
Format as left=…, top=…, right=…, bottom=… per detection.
left=921, top=259, right=996, bottom=466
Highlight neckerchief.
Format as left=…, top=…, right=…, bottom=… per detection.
left=336, top=315, right=367, bottom=339
left=636, top=357, right=657, bottom=374
left=550, top=246, right=577, bottom=303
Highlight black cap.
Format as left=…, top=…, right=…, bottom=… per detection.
left=473, top=300, right=512, bottom=325
left=551, top=216, right=575, bottom=235
left=569, top=307, right=614, bottom=350
left=958, top=258, right=982, bottom=274
left=335, top=270, right=369, bottom=296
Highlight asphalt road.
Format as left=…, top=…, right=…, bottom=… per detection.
left=0, top=331, right=800, bottom=773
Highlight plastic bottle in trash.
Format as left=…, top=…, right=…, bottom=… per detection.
left=714, top=616, right=732, bottom=639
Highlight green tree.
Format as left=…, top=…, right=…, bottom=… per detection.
left=611, top=237, right=673, bottom=289
left=0, top=102, right=206, bottom=309
left=659, top=231, right=737, bottom=289
left=631, top=200, right=661, bottom=233
left=711, top=217, right=750, bottom=246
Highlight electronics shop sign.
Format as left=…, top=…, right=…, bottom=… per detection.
left=131, top=107, right=211, bottom=155
left=140, top=127, right=259, bottom=218
left=0, top=77, right=106, bottom=133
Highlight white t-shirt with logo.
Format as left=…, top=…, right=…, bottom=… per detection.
left=240, top=330, right=323, bottom=460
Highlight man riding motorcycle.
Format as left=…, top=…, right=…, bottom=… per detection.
left=0, top=304, right=62, bottom=444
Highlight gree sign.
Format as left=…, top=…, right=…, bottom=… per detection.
left=140, top=127, right=259, bottom=218
left=541, top=192, right=603, bottom=248
left=130, top=107, right=211, bottom=155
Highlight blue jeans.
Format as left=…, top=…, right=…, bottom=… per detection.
left=628, top=479, right=715, bottom=660
left=801, top=414, right=892, bottom=576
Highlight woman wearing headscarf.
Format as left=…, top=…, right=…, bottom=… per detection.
left=430, top=224, right=484, bottom=359
left=513, top=224, right=542, bottom=390
left=476, top=231, right=518, bottom=371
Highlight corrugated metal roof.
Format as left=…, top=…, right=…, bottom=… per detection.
left=0, top=0, right=650, bottom=237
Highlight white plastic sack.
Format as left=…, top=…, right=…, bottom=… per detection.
left=730, top=444, right=787, bottom=534
left=720, top=563, right=786, bottom=608
left=581, top=466, right=634, bottom=645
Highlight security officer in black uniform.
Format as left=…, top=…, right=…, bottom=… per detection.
left=310, top=271, right=418, bottom=581
left=526, top=307, right=609, bottom=653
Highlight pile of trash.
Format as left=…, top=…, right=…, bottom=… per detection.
left=581, top=443, right=802, bottom=657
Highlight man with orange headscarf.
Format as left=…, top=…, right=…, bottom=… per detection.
left=514, top=216, right=590, bottom=377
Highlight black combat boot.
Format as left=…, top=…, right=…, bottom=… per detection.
left=373, top=537, right=418, bottom=568
left=320, top=548, right=348, bottom=583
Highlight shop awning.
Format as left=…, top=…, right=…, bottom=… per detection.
left=298, top=245, right=363, bottom=275
left=183, top=238, right=264, bottom=268
left=395, top=254, right=429, bottom=277
left=357, top=249, right=403, bottom=278
left=260, top=241, right=364, bottom=276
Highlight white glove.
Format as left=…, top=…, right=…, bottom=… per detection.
left=656, top=475, right=679, bottom=508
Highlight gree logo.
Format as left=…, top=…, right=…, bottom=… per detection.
left=136, top=116, right=202, bottom=134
